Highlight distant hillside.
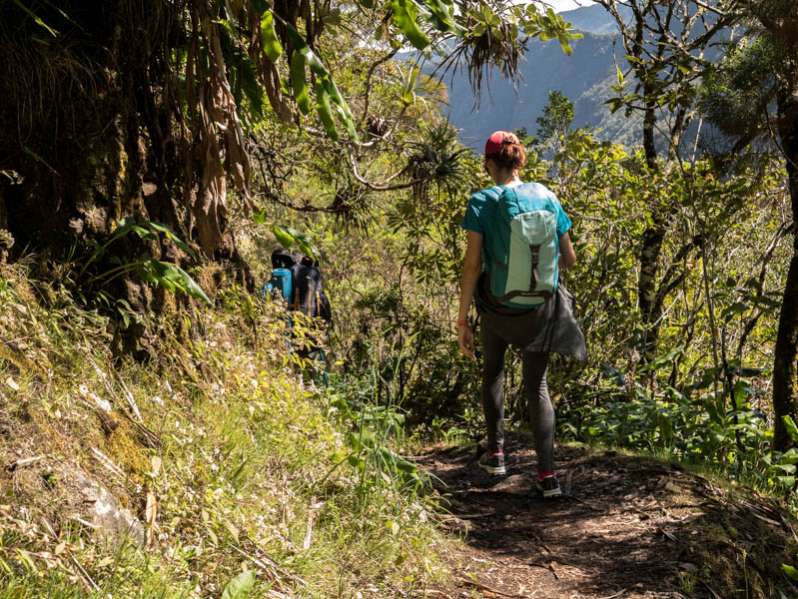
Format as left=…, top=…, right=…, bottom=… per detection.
left=442, top=4, right=643, bottom=150
left=443, top=32, right=639, bottom=149
left=557, top=3, right=630, bottom=36
left=441, top=4, right=726, bottom=152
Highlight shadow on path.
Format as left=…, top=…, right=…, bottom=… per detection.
left=417, top=432, right=798, bottom=599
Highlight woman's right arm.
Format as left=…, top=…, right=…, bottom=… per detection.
left=457, top=231, right=483, bottom=359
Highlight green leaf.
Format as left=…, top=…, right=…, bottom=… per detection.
left=141, top=261, right=212, bottom=306
left=422, top=0, right=460, bottom=33
left=82, top=217, right=197, bottom=275
left=732, top=380, right=752, bottom=409
left=285, top=26, right=328, bottom=77
left=778, top=448, right=798, bottom=465
left=321, top=77, right=359, bottom=141
left=145, top=221, right=197, bottom=259
left=606, top=98, right=623, bottom=114
left=296, top=237, right=319, bottom=262
left=284, top=23, right=358, bottom=140
left=315, top=82, right=339, bottom=141
left=783, top=416, right=798, bottom=444
left=391, top=0, right=431, bottom=50
left=252, top=209, right=268, bottom=225
left=214, top=18, right=237, bottom=38
left=301, top=46, right=329, bottom=78
left=236, top=54, right=266, bottom=120
left=173, top=265, right=212, bottom=306
left=221, top=570, right=256, bottom=599
left=290, top=50, right=311, bottom=114
left=782, top=564, right=798, bottom=581
left=13, top=0, right=58, bottom=36
left=260, top=10, right=283, bottom=61
left=272, top=224, right=296, bottom=248
left=401, top=65, right=420, bottom=106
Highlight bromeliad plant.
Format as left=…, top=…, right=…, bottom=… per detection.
left=78, top=217, right=211, bottom=306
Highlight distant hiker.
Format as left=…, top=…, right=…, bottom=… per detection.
left=457, top=131, right=586, bottom=499
left=265, top=248, right=296, bottom=304
left=264, top=248, right=332, bottom=324
left=264, top=248, right=332, bottom=380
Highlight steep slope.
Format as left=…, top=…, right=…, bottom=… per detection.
left=558, top=3, right=630, bottom=35
left=444, top=29, right=631, bottom=148
left=443, top=3, right=721, bottom=150
left=0, top=264, right=449, bottom=597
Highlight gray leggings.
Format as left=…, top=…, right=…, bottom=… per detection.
left=481, top=323, right=555, bottom=474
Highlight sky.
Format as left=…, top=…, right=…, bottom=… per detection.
left=546, top=0, right=595, bottom=12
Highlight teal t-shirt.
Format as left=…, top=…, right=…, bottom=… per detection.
left=461, top=182, right=572, bottom=239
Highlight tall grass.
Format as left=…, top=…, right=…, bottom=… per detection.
left=0, top=264, right=450, bottom=597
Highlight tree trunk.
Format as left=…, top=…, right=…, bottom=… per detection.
left=637, top=96, right=665, bottom=361
left=642, top=98, right=658, bottom=170
left=773, top=87, right=798, bottom=452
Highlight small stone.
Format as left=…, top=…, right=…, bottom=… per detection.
left=489, top=474, right=533, bottom=495
left=74, top=470, right=145, bottom=547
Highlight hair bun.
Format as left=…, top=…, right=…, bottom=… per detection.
left=490, top=138, right=526, bottom=170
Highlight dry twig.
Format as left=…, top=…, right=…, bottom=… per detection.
left=6, top=455, right=45, bottom=471
left=457, top=575, right=522, bottom=598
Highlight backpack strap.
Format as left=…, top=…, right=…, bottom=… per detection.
left=494, top=289, right=553, bottom=302
left=529, top=243, right=540, bottom=289
left=498, top=185, right=519, bottom=217
left=481, top=185, right=505, bottom=201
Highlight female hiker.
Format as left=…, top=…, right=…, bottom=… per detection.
left=456, top=131, right=586, bottom=499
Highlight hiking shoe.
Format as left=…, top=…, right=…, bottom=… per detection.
left=478, top=451, right=507, bottom=476
left=539, top=475, right=562, bottom=498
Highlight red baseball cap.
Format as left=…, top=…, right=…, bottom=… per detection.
left=484, top=130, right=519, bottom=156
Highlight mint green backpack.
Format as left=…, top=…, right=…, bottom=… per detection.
left=480, top=183, right=561, bottom=308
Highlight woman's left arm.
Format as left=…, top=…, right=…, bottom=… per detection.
left=457, top=231, right=483, bottom=359
left=559, top=232, right=576, bottom=269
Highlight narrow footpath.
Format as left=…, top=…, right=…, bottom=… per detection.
left=418, top=433, right=797, bottom=599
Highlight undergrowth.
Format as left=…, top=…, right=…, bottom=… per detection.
left=557, top=374, right=798, bottom=513
left=0, top=263, right=449, bottom=597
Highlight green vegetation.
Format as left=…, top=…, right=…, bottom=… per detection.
left=0, top=266, right=448, bottom=596
left=0, top=0, right=797, bottom=596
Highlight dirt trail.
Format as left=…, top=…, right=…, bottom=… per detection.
left=418, top=433, right=797, bottom=599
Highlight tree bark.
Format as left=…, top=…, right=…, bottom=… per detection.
left=637, top=92, right=666, bottom=361
left=642, top=96, right=658, bottom=170
left=773, top=86, right=798, bottom=451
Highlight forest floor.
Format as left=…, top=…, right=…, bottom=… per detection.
left=417, top=433, right=798, bottom=599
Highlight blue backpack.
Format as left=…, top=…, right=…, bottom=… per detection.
left=479, top=183, right=561, bottom=308
left=265, top=267, right=293, bottom=302
left=262, top=255, right=333, bottom=323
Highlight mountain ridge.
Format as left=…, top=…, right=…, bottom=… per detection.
left=442, top=4, right=641, bottom=149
